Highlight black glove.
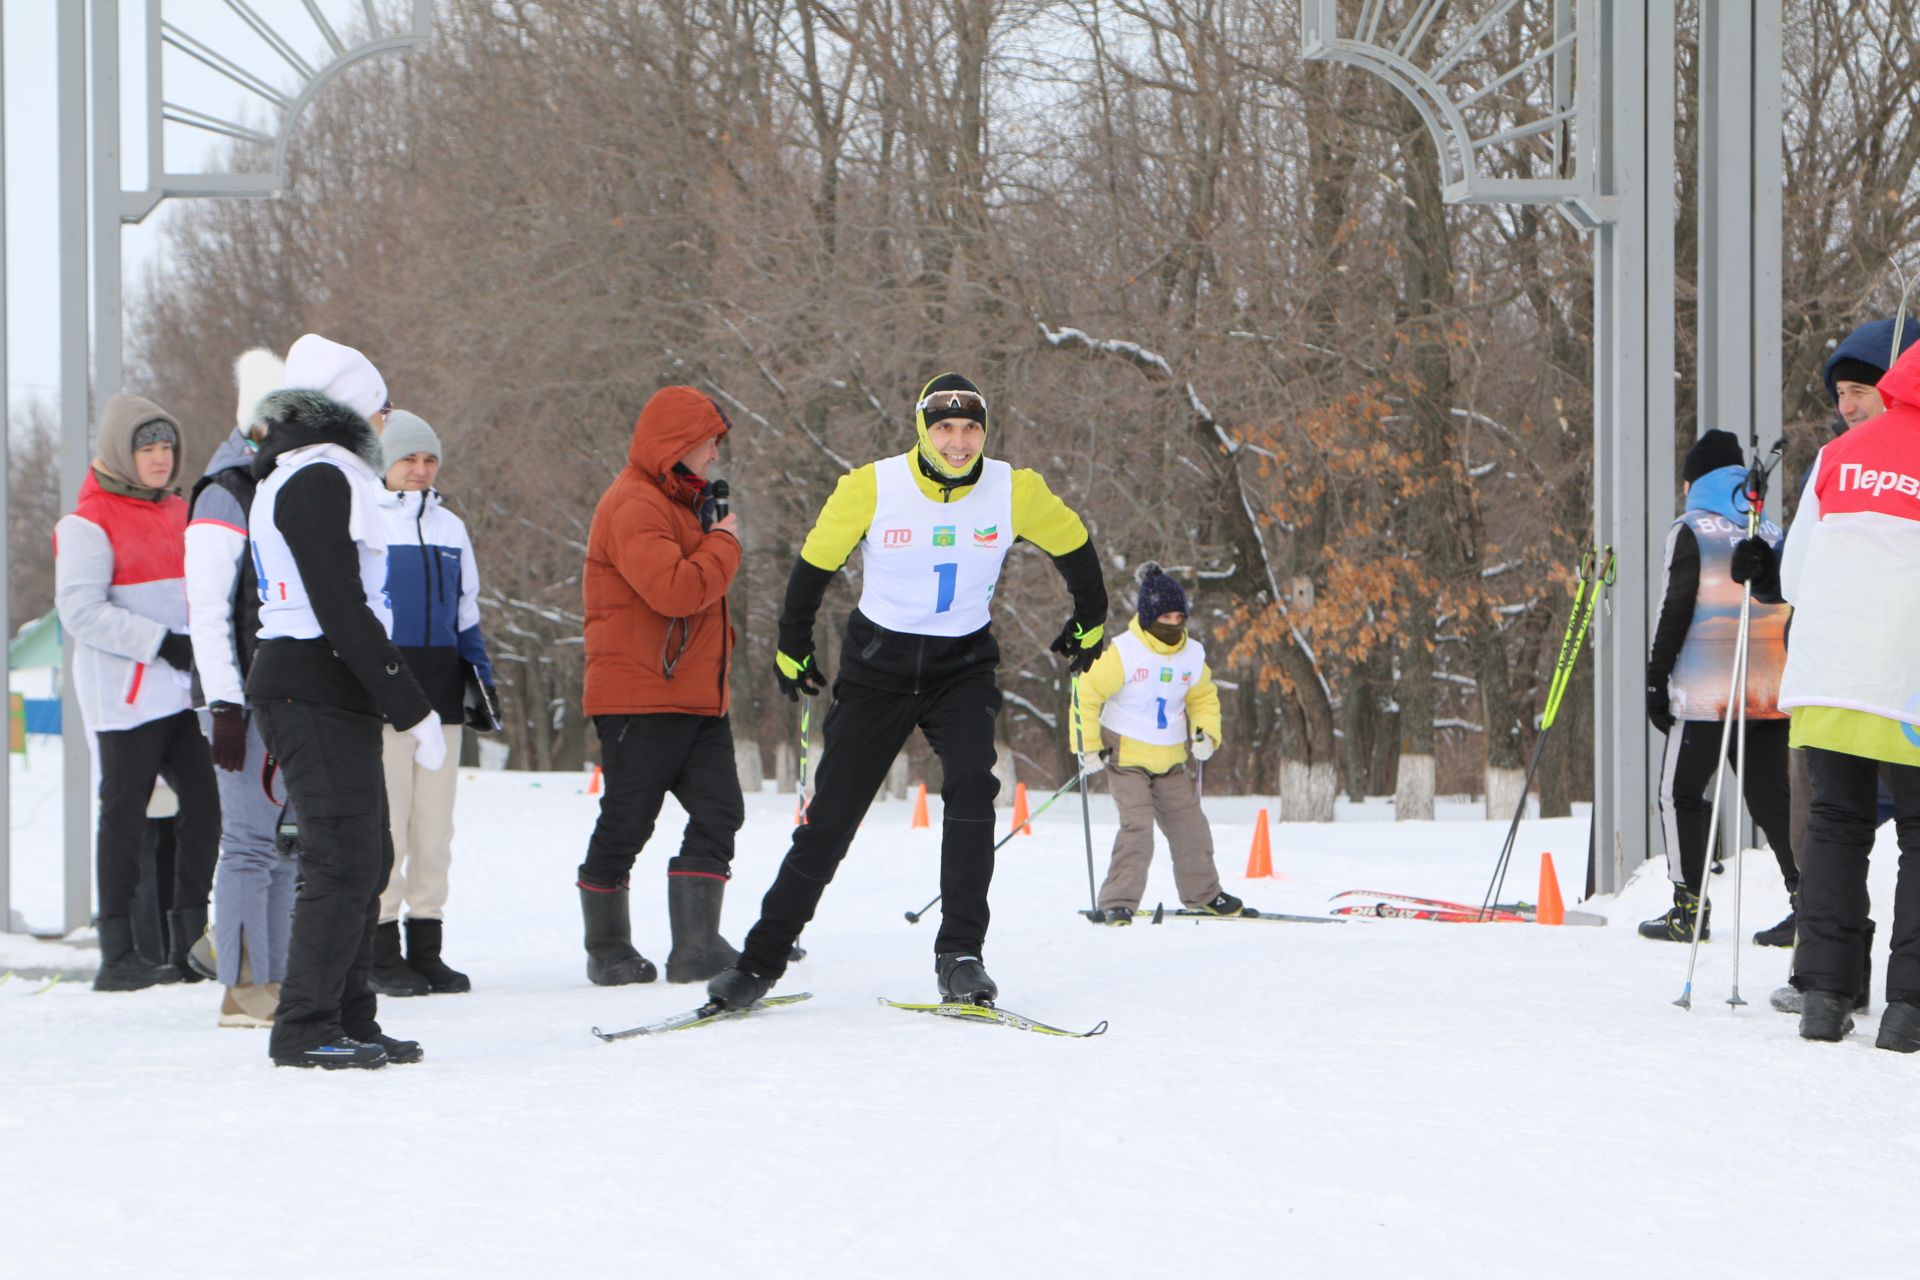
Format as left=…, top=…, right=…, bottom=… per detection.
left=207, top=701, right=247, bottom=772
left=775, top=642, right=828, bottom=701
left=157, top=632, right=195, bottom=672
left=1729, top=536, right=1771, bottom=586
left=1646, top=683, right=1675, bottom=735
left=1050, top=618, right=1106, bottom=675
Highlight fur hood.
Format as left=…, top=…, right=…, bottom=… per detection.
left=250, top=389, right=383, bottom=479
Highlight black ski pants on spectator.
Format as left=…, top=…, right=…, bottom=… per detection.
left=1657, top=718, right=1794, bottom=891
left=1793, top=748, right=1920, bottom=1005
left=94, top=710, right=218, bottom=918
left=577, top=713, right=744, bottom=888
left=741, top=668, right=1002, bottom=976
left=255, top=699, right=393, bottom=1057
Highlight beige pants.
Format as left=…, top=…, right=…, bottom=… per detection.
left=1097, top=762, right=1223, bottom=911
left=378, top=723, right=463, bottom=923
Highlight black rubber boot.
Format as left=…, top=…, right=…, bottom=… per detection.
left=1876, top=1002, right=1920, bottom=1053
left=367, top=920, right=430, bottom=997
left=1775, top=918, right=1875, bottom=1014
left=166, top=905, right=210, bottom=983
left=706, top=963, right=773, bottom=1011
left=92, top=915, right=185, bottom=992
left=1638, top=885, right=1708, bottom=941
left=403, top=918, right=471, bottom=994
left=936, top=952, right=998, bottom=1005
left=1798, top=990, right=1855, bottom=1042
left=665, top=875, right=740, bottom=984
left=579, top=882, right=657, bottom=986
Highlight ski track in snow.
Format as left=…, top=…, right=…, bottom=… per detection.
left=4, top=756, right=1917, bottom=1279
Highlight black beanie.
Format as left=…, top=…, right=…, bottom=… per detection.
left=1136, top=562, right=1189, bottom=621
left=1682, top=429, right=1744, bottom=483
left=1829, top=356, right=1886, bottom=392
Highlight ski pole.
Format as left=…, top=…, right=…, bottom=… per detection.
left=1483, top=546, right=1615, bottom=918
left=1072, top=674, right=1100, bottom=920
left=903, top=771, right=1087, bottom=922
left=794, top=702, right=813, bottom=824
left=1676, top=446, right=1779, bottom=1009
left=1726, top=446, right=1780, bottom=1006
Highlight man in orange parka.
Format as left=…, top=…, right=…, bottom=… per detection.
left=576, top=386, right=744, bottom=986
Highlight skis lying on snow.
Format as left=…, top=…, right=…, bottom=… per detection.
left=591, top=993, right=813, bottom=1042
left=1142, top=904, right=1341, bottom=925
left=1330, top=890, right=1534, bottom=922
left=879, top=998, right=1108, bottom=1038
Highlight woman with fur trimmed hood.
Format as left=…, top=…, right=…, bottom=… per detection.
left=54, top=392, right=220, bottom=991
left=247, top=335, right=442, bottom=1070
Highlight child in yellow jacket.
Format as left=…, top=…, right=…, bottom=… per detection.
left=1074, top=564, right=1249, bottom=925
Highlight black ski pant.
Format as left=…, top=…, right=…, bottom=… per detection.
left=94, top=711, right=219, bottom=918
left=1656, top=718, right=1794, bottom=891
left=254, top=699, right=393, bottom=1057
left=577, top=713, right=743, bottom=888
left=1792, top=748, right=1920, bottom=1005
left=740, top=669, right=1002, bottom=976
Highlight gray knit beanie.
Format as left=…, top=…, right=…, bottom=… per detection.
left=381, top=410, right=443, bottom=472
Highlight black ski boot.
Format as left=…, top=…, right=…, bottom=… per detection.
left=92, top=915, right=185, bottom=991
left=360, top=1031, right=425, bottom=1064
left=1196, top=892, right=1248, bottom=917
left=166, top=905, right=209, bottom=983
left=706, top=963, right=773, bottom=1011
left=367, top=920, right=430, bottom=997
left=1753, top=881, right=1798, bottom=947
left=1638, top=885, right=1708, bottom=941
left=578, top=881, right=657, bottom=986
left=1876, top=1002, right=1920, bottom=1053
left=665, top=874, right=740, bottom=984
left=1096, top=907, right=1134, bottom=927
left=272, top=1037, right=388, bottom=1070
left=1798, top=990, right=1855, bottom=1042
left=404, top=918, right=471, bottom=994
left=936, top=952, right=998, bottom=1005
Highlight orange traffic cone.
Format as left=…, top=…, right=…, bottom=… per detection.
left=1012, top=782, right=1032, bottom=836
left=1536, top=852, right=1565, bottom=926
left=1244, top=807, right=1273, bottom=878
left=911, top=783, right=930, bottom=829
left=794, top=796, right=809, bottom=826
left=587, top=765, right=603, bottom=796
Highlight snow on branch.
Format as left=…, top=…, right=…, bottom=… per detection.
left=1039, top=322, right=1175, bottom=378
left=1434, top=718, right=1486, bottom=733
left=1001, top=689, right=1059, bottom=731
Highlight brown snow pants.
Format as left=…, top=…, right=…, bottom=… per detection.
left=1096, top=760, right=1223, bottom=911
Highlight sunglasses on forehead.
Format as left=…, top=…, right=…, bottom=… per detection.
left=917, top=390, right=987, bottom=416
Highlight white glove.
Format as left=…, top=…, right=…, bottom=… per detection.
left=1190, top=728, right=1216, bottom=762
left=1078, top=751, right=1105, bottom=776
left=409, top=711, right=448, bottom=772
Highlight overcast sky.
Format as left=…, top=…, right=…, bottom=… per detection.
left=4, top=0, right=417, bottom=424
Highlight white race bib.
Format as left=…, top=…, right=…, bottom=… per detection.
left=1101, top=630, right=1206, bottom=745
left=856, top=454, right=1014, bottom=636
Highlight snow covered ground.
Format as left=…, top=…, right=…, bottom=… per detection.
left=5, top=756, right=1918, bottom=1280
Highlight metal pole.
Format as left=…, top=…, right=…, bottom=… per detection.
left=92, top=0, right=121, bottom=400
left=1, top=0, right=12, bottom=933
left=58, top=0, right=92, bottom=935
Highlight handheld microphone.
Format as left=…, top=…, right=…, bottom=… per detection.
left=711, top=479, right=730, bottom=520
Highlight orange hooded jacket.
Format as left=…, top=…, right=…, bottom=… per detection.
left=582, top=387, right=740, bottom=716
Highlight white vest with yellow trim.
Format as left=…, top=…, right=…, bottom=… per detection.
left=856, top=454, right=1014, bottom=636
left=1101, top=629, right=1206, bottom=745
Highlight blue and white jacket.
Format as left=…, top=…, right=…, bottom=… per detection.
left=377, top=487, right=494, bottom=720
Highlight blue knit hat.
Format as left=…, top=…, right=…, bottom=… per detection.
left=1136, top=563, right=1188, bottom=621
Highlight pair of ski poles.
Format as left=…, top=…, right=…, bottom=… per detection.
left=1674, top=442, right=1783, bottom=1011
left=906, top=673, right=1105, bottom=924
left=902, top=769, right=1090, bottom=923
left=1480, top=544, right=1616, bottom=919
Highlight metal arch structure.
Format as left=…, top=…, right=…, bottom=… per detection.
left=1305, top=1, right=1784, bottom=895
left=8, top=1, right=431, bottom=936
